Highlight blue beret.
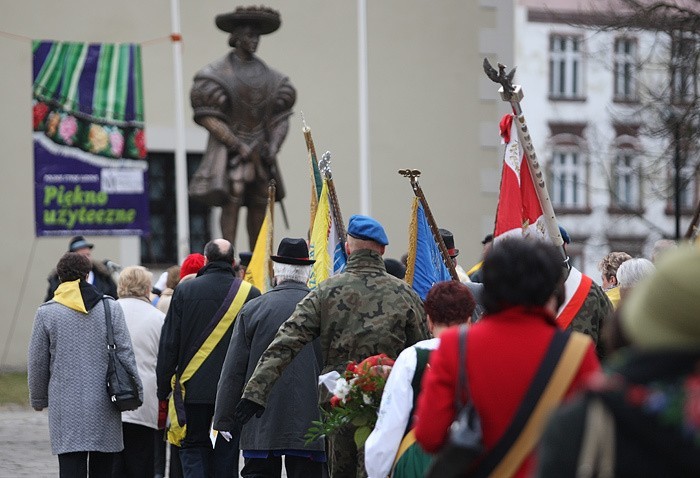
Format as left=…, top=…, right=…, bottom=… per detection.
left=347, top=215, right=389, bottom=246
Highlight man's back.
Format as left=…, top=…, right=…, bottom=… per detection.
left=312, top=249, right=429, bottom=373
left=156, top=261, right=260, bottom=403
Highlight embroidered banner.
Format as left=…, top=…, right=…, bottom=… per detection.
left=32, top=40, right=149, bottom=236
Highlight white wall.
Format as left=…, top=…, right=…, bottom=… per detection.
left=0, top=1, right=513, bottom=369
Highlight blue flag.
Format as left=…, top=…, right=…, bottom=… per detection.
left=405, top=197, right=451, bottom=300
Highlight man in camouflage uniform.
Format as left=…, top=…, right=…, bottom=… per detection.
left=557, top=227, right=612, bottom=357
left=234, top=215, right=429, bottom=478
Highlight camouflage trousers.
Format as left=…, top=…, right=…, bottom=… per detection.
left=328, top=425, right=366, bottom=478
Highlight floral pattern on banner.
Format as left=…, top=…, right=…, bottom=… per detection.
left=306, top=354, right=395, bottom=448
left=33, top=100, right=147, bottom=160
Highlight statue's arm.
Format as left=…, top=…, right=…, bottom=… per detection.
left=190, top=78, right=251, bottom=159
left=263, top=81, right=296, bottom=159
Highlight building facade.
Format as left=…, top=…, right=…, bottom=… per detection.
left=516, top=0, right=698, bottom=279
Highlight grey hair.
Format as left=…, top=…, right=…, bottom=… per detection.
left=273, top=262, right=312, bottom=284
left=617, top=258, right=655, bottom=290
left=651, top=239, right=677, bottom=263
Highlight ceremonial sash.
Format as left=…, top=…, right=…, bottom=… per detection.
left=556, top=267, right=593, bottom=330
left=167, top=279, right=252, bottom=446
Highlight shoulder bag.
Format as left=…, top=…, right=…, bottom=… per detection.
left=104, top=298, right=142, bottom=412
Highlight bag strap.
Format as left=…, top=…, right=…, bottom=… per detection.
left=576, top=397, right=616, bottom=478
left=103, top=298, right=115, bottom=349
left=456, top=323, right=469, bottom=411
left=475, top=330, right=591, bottom=478
left=178, top=279, right=248, bottom=381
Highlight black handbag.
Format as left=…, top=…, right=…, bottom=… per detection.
left=104, top=299, right=142, bottom=412
left=425, top=324, right=484, bottom=478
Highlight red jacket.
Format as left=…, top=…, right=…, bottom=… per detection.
left=414, top=306, right=600, bottom=477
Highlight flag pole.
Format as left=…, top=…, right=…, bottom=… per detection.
left=170, top=0, right=190, bottom=263
left=483, top=59, right=567, bottom=257
left=267, top=180, right=276, bottom=282
left=319, top=152, right=347, bottom=245
left=398, top=169, right=459, bottom=281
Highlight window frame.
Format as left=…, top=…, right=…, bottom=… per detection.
left=549, top=33, right=586, bottom=101
left=613, top=36, right=639, bottom=103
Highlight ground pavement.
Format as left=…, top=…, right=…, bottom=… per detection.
left=0, top=405, right=291, bottom=477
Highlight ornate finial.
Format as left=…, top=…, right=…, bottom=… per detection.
left=301, top=111, right=308, bottom=131
left=398, top=169, right=421, bottom=178
left=320, top=151, right=332, bottom=178
left=483, top=58, right=517, bottom=98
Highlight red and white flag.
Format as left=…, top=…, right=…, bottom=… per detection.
left=493, top=113, right=548, bottom=242
left=493, top=114, right=593, bottom=328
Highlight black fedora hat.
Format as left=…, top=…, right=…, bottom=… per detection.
left=215, top=6, right=281, bottom=35
left=438, top=228, right=459, bottom=258
left=271, top=238, right=315, bottom=266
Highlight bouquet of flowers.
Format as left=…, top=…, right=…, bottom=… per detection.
left=306, top=353, right=395, bottom=447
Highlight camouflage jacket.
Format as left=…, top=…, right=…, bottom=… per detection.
left=568, top=280, right=612, bottom=357
left=242, top=249, right=429, bottom=406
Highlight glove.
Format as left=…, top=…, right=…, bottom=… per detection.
left=157, top=400, right=168, bottom=430
left=234, top=398, right=265, bottom=425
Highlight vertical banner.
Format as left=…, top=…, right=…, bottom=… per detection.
left=32, top=40, right=149, bottom=236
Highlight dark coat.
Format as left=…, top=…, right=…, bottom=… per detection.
left=156, top=261, right=260, bottom=403
left=214, top=280, right=324, bottom=452
left=45, top=260, right=118, bottom=302
left=538, top=350, right=700, bottom=478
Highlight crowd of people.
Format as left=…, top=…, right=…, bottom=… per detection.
left=26, top=221, right=700, bottom=478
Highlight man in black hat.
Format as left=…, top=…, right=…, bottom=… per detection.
left=214, top=238, right=325, bottom=477
left=190, top=5, right=295, bottom=251
left=44, top=235, right=118, bottom=301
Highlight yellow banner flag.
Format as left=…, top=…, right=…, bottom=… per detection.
left=308, top=180, right=332, bottom=289
left=245, top=199, right=273, bottom=292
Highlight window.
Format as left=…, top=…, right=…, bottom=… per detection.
left=612, top=151, right=642, bottom=210
left=613, top=38, right=637, bottom=101
left=141, top=152, right=211, bottom=265
left=550, top=149, right=587, bottom=209
left=549, top=35, right=584, bottom=99
left=671, top=31, right=698, bottom=104
left=676, top=163, right=698, bottom=211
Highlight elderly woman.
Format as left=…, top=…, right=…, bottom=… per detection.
left=616, top=257, right=655, bottom=302
left=112, top=266, right=166, bottom=478
left=28, top=252, right=141, bottom=478
left=597, top=251, right=632, bottom=309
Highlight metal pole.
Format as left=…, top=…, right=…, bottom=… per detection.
left=674, top=119, right=682, bottom=240
left=170, top=0, right=190, bottom=263
left=357, top=0, right=371, bottom=215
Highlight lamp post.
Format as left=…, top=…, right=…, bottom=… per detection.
left=673, top=116, right=682, bottom=240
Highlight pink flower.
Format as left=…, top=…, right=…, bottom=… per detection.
left=110, top=130, right=124, bottom=157
left=58, top=115, right=78, bottom=145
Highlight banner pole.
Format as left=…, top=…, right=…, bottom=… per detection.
left=171, top=0, right=190, bottom=263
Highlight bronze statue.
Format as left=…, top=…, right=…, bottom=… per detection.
left=189, top=6, right=295, bottom=249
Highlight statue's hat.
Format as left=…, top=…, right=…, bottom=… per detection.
left=215, top=6, right=281, bottom=35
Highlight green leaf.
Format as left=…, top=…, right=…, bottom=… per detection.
left=351, top=415, right=368, bottom=426
left=354, top=425, right=371, bottom=448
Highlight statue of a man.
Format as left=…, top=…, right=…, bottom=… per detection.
left=190, top=6, right=295, bottom=249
